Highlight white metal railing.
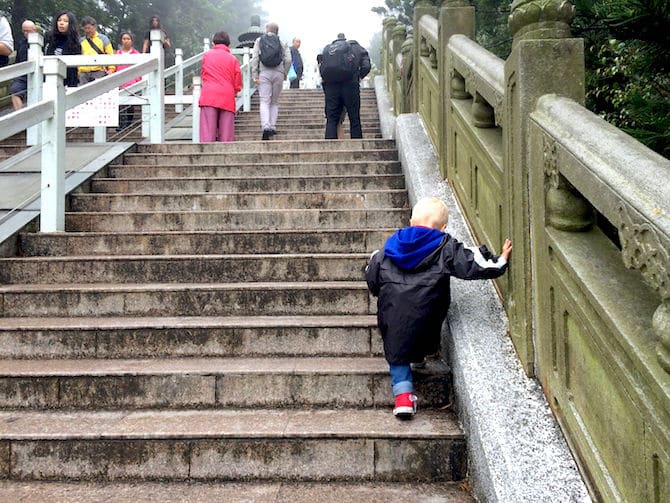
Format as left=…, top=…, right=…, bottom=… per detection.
left=0, top=31, right=257, bottom=233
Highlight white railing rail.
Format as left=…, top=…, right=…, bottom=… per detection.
left=0, top=31, right=257, bottom=232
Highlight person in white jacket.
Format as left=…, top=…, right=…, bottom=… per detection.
left=250, top=22, right=292, bottom=140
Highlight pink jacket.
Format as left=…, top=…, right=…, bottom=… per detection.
left=116, top=48, right=142, bottom=89
left=199, top=44, right=242, bottom=112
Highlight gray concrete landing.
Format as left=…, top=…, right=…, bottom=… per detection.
left=0, top=142, right=133, bottom=253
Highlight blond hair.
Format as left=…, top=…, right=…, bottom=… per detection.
left=410, top=197, right=449, bottom=230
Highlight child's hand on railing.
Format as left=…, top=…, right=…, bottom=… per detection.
left=501, top=239, right=512, bottom=261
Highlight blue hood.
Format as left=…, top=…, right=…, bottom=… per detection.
left=384, top=226, right=445, bottom=270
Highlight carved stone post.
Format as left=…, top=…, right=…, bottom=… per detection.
left=618, top=206, right=670, bottom=373
left=400, top=35, right=414, bottom=114
left=655, top=301, right=670, bottom=373
left=383, top=17, right=398, bottom=94
left=391, top=23, right=407, bottom=115
left=503, top=0, right=585, bottom=375
left=413, top=1, right=439, bottom=113
left=440, top=0, right=475, bottom=176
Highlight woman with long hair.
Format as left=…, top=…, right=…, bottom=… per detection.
left=199, top=31, right=242, bottom=142
left=142, top=15, right=171, bottom=53
left=44, top=10, right=81, bottom=87
left=116, top=31, right=141, bottom=131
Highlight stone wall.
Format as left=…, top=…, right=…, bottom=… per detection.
left=381, top=1, right=670, bottom=501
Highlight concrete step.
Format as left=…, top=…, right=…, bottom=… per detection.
left=18, top=228, right=394, bottom=256
left=69, top=190, right=408, bottom=212
left=233, top=131, right=383, bottom=140
left=89, top=174, right=405, bottom=194
left=106, top=160, right=402, bottom=178
left=0, top=356, right=450, bottom=410
left=64, top=208, right=410, bottom=232
left=0, top=408, right=465, bottom=482
left=121, top=149, right=398, bottom=165
left=0, top=281, right=371, bottom=317
left=134, top=138, right=393, bottom=153
left=0, top=315, right=382, bottom=359
left=0, top=253, right=370, bottom=284
left=234, top=113, right=381, bottom=122
left=0, top=480, right=475, bottom=502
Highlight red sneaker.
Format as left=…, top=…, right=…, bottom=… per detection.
left=393, top=392, right=417, bottom=418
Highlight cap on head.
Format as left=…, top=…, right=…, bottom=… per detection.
left=337, top=33, right=345, bottom=40
left=410, top=197, right=449, bottom=231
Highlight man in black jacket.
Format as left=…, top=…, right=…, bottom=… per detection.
left=366, top=197, right=512, bottom=418
left=289, top=37, right=303, bottom=89
left=318, top=33, right=371, bottom=139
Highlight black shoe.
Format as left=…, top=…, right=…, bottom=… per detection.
left=269, top=129, right=277, bottom=136
left=262, top=129, right=272, bottom=140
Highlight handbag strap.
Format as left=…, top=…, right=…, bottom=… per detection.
left=86, top=37, right=105, bottom=55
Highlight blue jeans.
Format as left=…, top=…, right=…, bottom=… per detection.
left=389, top=364, right=414, bottom=396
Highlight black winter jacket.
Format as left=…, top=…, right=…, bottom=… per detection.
left=319, top=38, right=371, bottom=83
left=365, top=232, right=508, bottom=365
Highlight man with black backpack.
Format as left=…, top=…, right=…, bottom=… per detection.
left=251, top=22, right=292, bottom=140
left=318, top=33, right=371, bottom=139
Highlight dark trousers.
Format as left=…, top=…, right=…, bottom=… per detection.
left=119, top=105, right=135, bottom=129
left=323, top=81, right=362, bottom=139
left=289, top=78, right=300, bottom=89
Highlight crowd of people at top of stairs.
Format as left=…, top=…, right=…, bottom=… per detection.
left=200, top=21, right=371, bottom=143
left=3, top=13, right=371, bottom=143
left=2, top=11, right=168, bottom=120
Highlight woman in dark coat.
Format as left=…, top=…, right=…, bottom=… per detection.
left=44, top=10, right=82, bottom=87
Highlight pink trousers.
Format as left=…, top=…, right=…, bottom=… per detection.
left=199, top=107, right=235, bottom=142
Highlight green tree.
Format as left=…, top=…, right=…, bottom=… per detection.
left=371, top=0, right=416, bottom=26
left=575, top=0, right=670, bottom=157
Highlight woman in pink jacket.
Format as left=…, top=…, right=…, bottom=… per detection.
left=116, top=31, right=141, bottom=131
left=199, top=31, right=242, bottom=142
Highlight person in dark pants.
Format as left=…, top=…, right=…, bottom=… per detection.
left=289, top=37, right=303, bottom=89
left=319, top=33, right=371, bottom=139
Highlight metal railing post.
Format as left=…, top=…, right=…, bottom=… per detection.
left=148, top=29, right=165, bottom=143
left=192, top=76, right=201, bottom=143
left=40, top=58, right=67, bottom=232
left=203, top=38, right=211, bottom=52
left=94, top=125, right=106, bottom=143
left=243, top=47, right=251, bottom=112
left=175, top=48, right=184, bottom=112
left=27, top=32, right=44, bottom=145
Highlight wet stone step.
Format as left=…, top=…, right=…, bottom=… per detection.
left=69, top=190, right=408, bottom=212
left=89, top=174, right=405, bottom=193
left=0, top=315, right=382, bottom=359
left=0, top=253, right=371, bottom=284
left=0, top=409, right=465, bottom=482
left=0, top=356, right=450, bottom=410
left=0, top=480, right=475, bottom=503
left=0, top=281, right=372, bottom=317
left=18, top=229, right=395, bottom=256
left=121, top=149, right=398, bottom=165
left=132, top=139, right=393, bottom=153
left=106, top=160, right=402, bottom=178
left=64, top=208, right=410, bottom=232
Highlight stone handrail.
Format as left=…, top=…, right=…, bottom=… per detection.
left=531, top=95, right=670, bottom=369
left=380, top=1, right=669, bottom=500
left=416, top=13, right=440, bottom=144
left=448, top=35, right=504, bottom=125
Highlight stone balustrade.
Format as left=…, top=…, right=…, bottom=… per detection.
left=381, top=0, right=669, bottom=501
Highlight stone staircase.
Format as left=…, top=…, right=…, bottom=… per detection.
left=0, top=88, right=473, bottom=500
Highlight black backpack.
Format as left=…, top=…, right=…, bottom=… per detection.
left=319, top=40, right=357, bottom=83
left=259, top=34, right=283, bottom=67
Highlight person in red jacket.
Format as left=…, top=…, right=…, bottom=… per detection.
left=199, top=31, right=242, bottom=142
